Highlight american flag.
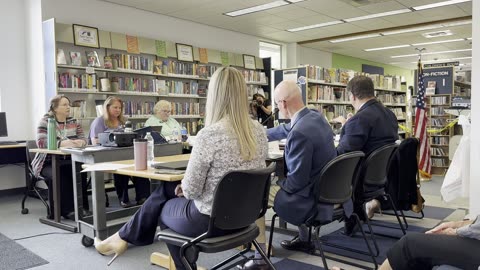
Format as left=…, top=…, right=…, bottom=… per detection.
left=414, top=60, right=431, bottom=178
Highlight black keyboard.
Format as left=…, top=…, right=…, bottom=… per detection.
left=0, top=141, right=19, bottom=145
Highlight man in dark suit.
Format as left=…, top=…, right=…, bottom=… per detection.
left=239, top=81, right=337, bottom=270
left=335, top=75, right=399, bottom=235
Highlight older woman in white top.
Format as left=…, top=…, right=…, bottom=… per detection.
left=144, top=100, right=182, bottom=138
left=94, top=67, right=268, bottom=269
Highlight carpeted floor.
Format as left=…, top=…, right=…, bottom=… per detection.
left=0, top=233, right=48, bottom=270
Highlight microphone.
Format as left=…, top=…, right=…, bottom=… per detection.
left=261, top=108, right=279, bottom=126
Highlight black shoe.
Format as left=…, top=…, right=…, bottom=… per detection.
left=61, top=211, right=75, bottom=220
left=280, top=236, right=314, bottom=253
left=343, top=218, right=359, bottom=236
left=237, top=259, right=270, bottom=270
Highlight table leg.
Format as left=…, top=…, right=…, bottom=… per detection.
left=39, top=155, right=77, bottom=232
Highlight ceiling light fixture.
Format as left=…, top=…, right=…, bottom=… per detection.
left=410, top=56, right=472, bottom=64
left=382, top=25, right=439, bottom=36
left=284, top=0, right=306, bottom=2
left=412, top=38, right=466, bottom=46
left=288, top=20, right=343, bottom=32
left=329, top=33, right=382, bottom=43
left=412, top=0, right=471, bottom=11
left=392, top=48, right=472, bottom=58
left=225, top=0, right=289, bottom=17
left=344, top=9, right=411, bottom=22
left=364, top=44, right=411, bottom=51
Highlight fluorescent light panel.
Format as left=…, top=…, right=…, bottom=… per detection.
left=225, top=0, right=288, bottom=17
left=412, top=38, right=465, bottom=46
left=288, top=21, right=343, bottom=32
left=412, top=0, right=471, bottom=11
left=392, top=48, right=472, bottom=58
left=382, top=25, right=438, bottom=35
left=364, top=44, right=411, bottom=51
left=411, top=56, right=472, bottom=64
left=329, top=33, right=381, bottom=43
left=285, top=0, right=306, bottom=2
left=344, top=9, right=411, bottom=22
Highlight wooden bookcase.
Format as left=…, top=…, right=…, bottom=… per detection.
left=43, top=18, right=269, bottom=135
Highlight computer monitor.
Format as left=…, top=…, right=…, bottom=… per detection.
left=0, top=112, right=7, bottom=137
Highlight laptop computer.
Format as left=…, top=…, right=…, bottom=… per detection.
left=151, top=160, right=189, bottom=170
left=134, top=126, right=166, bottom=144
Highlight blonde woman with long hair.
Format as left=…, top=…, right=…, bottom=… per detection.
left=89, top=96, right=150, bottom=207
left=94, top=67, right=268, bottom=269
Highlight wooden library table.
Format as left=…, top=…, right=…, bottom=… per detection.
left=28, top=148, right=76, bottom=232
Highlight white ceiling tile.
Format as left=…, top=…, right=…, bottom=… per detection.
left=347, top=19, right=396, bottom=30
left=268, top=20, right=306, bottom=31
left=297, top=0, right=369, bottom=19
left=293, top=14, right=340, bottom=25
left=358, top=0, right=409, bottom=13
left=262, top=31, right=308, bottom=43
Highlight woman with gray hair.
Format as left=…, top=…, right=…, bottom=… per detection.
left=145, top=100, right=182, bottom=139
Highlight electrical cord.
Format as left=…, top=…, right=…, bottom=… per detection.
left=13, top=231, right=75, bottom=241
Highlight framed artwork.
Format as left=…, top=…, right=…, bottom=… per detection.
left=243, top=54, right=256, bottom=70
left=72, top=24, right=100, bottom=48
left=176, top=43, right=194, bottom=62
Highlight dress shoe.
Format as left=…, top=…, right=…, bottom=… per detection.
left=237, top=259, right=270, bottom=270
left=365, top=199, right=381, bottom=219
left=136, top=198, right=147, bottom=206
left=280, top=236, right=314, bottom=253
left=120, top=201, right=132, bottom=208
left=94, top=232, right=128, bottom=266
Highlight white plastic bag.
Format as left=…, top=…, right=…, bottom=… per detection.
left=441, top=115, right=470, bottom=202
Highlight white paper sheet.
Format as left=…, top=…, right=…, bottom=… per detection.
left=81, top=163, right=133, bottom=173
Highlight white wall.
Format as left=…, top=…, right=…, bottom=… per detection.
left=297, top=45, right=332, bottom=68
left=41, top=0, right=260, bottom=56
left=469, top=0, right=479, bottom=216
left=0, top=0, right=40, bottom=190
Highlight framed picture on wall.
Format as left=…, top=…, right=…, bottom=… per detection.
left=72, top=24, right=100, bottom=48
left=243, top=54, right=256, bottom=70
left=176, top=43, right=194, bottom=62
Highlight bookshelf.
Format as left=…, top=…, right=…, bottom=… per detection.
left=411, top=94, right=453, bottom=175
left=43, top=19, right=269, bottom=135
left=304, top=65, right=407, bottom=138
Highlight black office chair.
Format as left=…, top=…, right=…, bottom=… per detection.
left=21, top=140, right=50, bottom=216
left=157, top=163, right=277, bottom=270
left=357, top=143, right=406, bottom=238
left=267, top=152, right=373, bottom=270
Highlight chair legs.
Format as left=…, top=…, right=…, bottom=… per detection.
left=210, top=243, right=252, bottom=270
left=21, top=178, right=50, bottom=216
left=267, top=213, right=277, bottom=259
left=252, top=240, right=277, bottom=270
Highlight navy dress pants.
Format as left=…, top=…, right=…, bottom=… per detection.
left=113, top=175, right=151, bottom=204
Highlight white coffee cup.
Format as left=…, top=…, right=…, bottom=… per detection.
left=100, top=78, right=111, bottom=92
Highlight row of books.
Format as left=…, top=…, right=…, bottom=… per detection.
left=432, top=137, right=449, bottom=145
left=430, top=118, right=448, bottom=127
left=322, top=105, right=354, bottom=120
left=306, top=66, right=356, bottom=84
left=124, top=101, right=156, bottom=116
left=170, top=102, right=204, bottom=116
left=58, top=72, right=97, bottom=89
left=308, top=85, right=348, bottom=102
left=430, top=96, right=449, bottom=105
left=158, top=80, right=207, bottom=96
left=112, top=76, right=156, bottom=93
left=364, top=74, right=402, bottom=90
left=376, top=93, right=406, bottom=104
left=431, top=158, right=448, bottom=166
left=111, top=54, right=154, bottom=71
left=242, top=70, right=267, bottom=83
left=70, top=100, right=87, bottom=119
left=431, top=147, right=447, bottom=156
left=389, top=108, right=405, bottom=119
left=431, top=107, right=446, bottom=115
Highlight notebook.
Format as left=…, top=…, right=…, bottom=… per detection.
left=151, top=160, right=189, bottom=170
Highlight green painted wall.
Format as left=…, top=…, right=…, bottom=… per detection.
left=332, top=53, right=414, bottom=87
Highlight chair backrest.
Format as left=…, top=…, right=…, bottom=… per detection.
left=208, top=163, right=276, bottom=231
left=25, top=140, right=38, bottom=174
left=313, top=151, right=365, bottom=204
left=359, top=143, right=398, bottom=187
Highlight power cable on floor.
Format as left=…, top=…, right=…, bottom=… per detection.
left=13, top=231, right=76, bottom=241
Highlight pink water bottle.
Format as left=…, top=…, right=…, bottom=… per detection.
left=134, top=138, right=147, bottom=171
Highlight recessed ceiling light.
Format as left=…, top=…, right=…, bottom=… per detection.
left=344, top=9, right=411, bottom=22
left=467, top=37, right=472, bottom=40
left=225, top=0, right=289, bottom=17
left=412, top=38, right=466, bottom=46
left=422, top=30, right=453, bottom=38
left=382, top=25, right=438, bottom=36
left=412, top=0, right=471, bottom=11
left=287, top=20, right=343, bottom=32
left=329, top=33, right=382, bottom=43
left=285, top=0, right=306, bottom=2
left=364, top=44, right=411, bottom=51
left=392, top=48, right=472, bottom=58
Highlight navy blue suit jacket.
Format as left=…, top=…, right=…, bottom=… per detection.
left=337, top=99, right=398, bottom=156
left=267, top=108, right=337, bottom=225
